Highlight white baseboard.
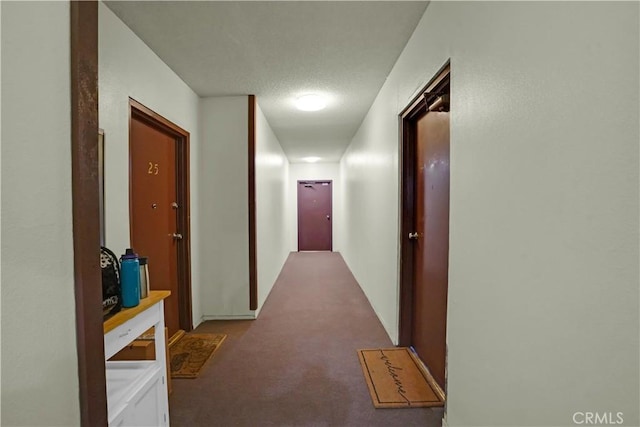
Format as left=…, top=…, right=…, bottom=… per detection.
left=192, top=316, right=203, bottom=329
left=338, top=253, right=397, bottom=344
left=373, top=308, right=396, bottom=345
left=254, top=303, right=263, bottom=318
left=200, top=313, right=256, bottom=322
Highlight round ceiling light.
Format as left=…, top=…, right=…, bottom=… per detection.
left=302, top=156, right=321, bottom=163
left=296, top=94, right=327, bottom=111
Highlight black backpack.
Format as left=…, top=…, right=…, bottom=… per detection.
left=101, top=246, right=122, bottom=319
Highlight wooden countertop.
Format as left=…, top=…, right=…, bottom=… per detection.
left=104, top=290, right=171, bottom=334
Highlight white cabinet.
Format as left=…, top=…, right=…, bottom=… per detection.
left=104, top=291, right=171, bottom=427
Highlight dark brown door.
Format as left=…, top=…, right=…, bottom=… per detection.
left=130, top=117, right=181, bottom=338
left=297, top=181, right=332, bottom=251
left=412, top=106, right=450, bottom=389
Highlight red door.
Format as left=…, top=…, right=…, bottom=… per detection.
left=297, top=181, right=332, bottom=251
left=130, top=117, right=181, bottom=338
left=412, top=108, right=450, bottom=389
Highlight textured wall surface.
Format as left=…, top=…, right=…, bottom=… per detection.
left=255, top=103, right=290, bottom=312
left=1, top=2, right=80, bottom=425
left=340, top=2, right=639, bottom=426
left=199, top=96, right=251, bottom=318
left=99, top=3, right=202, bottom=325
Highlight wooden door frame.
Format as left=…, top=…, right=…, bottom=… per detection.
left=398, top=62, right=450, bottom=347
left=248, top=95, right=258, bottom=310
left=297, top=180, right=333, bottom=251
left=71, top=1, right=108, bottom=425
left=128, top=98, right=193, bottom=332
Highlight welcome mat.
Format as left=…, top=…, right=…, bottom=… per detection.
left=170, top=333, right=226, bottom=379
left=357, top=348, right=445, bottom=408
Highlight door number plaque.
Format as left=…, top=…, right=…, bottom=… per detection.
left=147, top=162, right=159, bottom=175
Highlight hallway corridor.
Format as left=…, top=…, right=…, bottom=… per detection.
left=169, top=252, right=444, bottom=426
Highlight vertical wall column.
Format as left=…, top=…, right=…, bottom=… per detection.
left=198, top=96, right=252, bottom=318
left=248, top=95, right=257, bottom=310
left=71, top=2, right=108, bottom=425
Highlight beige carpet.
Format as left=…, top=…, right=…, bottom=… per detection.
left=170, top=333, right=226, bottom=379
left=358, top=348, right=445, bottom=408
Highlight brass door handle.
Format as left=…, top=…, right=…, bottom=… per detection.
left=172, top=233, right=183, bottom=240
left=408, top=232, right=419, bottom=240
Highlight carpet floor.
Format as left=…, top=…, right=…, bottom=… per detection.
left=169, top=252, right=444, bottom=426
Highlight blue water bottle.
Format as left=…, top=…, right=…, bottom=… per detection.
left=120, top=248, right=140, bottom=308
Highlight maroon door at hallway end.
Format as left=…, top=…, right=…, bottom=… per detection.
left=297, top=181, right=332, bottom=251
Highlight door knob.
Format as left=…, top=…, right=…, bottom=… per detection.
left=172, top=233, right=183, bottom=240
left=408, top=232, right=419, bottom=240
left=327, top=215, right=330, bottom=220
left=171, top=202, right=179, bottom=209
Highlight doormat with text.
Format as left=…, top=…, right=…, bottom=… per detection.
left=170, top=333, right=226, bottom=379
left=357, top=347, right=445, bottom=408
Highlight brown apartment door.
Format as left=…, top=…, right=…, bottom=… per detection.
left=400, top=65, right=450, bottom=392
left=130, top=100, right=192, bottom=339
left=298, top=181, right=332, bottom=251
left=412, top=105, right=450, bottom=389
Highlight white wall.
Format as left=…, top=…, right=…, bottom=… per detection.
left=199, top=97, right=252, bottom=319
left=255, top=103, right=289, bottom=312
left=1, top=2, right=80, bottom=425
left=341, top=2, right=639, bottom=426
left=0, top=10, right=3, bottom=424
left=339, top=136, right=397, bottom=338
left=99, top=3, right=202, bottom=326
left=288, top=163, right=341, bottom=252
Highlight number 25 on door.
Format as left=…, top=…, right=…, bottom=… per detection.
left=147, top=162, right=159, bottom=175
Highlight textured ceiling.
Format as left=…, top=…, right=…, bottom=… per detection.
left=104, top=1, right=429, bottom=162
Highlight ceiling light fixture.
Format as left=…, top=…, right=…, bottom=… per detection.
left=296, top=94, right=327, bottom=111
left=302, top=156, right=321, bottom=163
